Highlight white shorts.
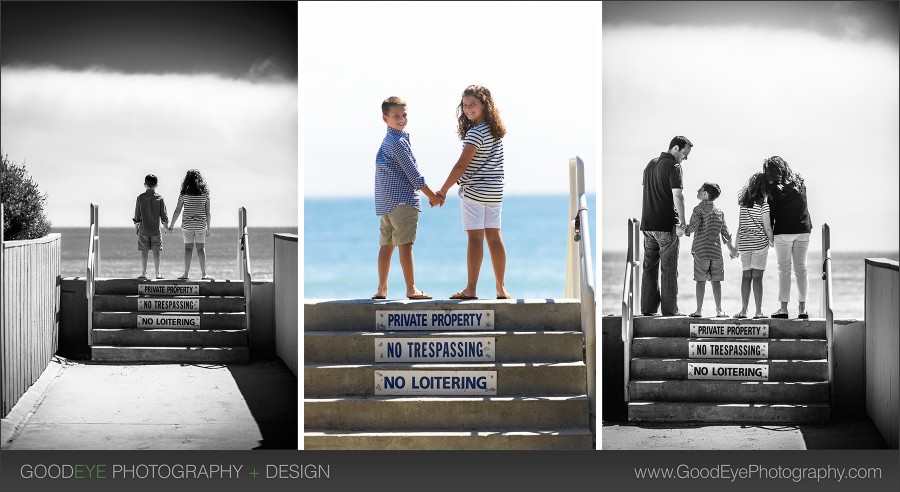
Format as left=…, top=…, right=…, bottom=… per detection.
left=183, top=228, right=207, bottom=244
left=459, top=190, right=502, bottom=231
left=740, top=249, right=768, bottom=271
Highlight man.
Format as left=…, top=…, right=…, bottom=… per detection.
left=640, top=135, right=692, bottom=316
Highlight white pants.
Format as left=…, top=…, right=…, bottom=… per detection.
left=774, top=233, right=810, bottom=303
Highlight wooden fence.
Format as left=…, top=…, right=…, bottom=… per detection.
left=865, top=258, right=899, bottom=449
left=273, top=233, right=298, bottom=376
left=1, top=232, right=62, bottom=416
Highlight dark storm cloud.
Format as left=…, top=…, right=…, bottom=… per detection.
left=603, top=1, right=898, bottom=45
left=0, top=1, right=298, bottom=78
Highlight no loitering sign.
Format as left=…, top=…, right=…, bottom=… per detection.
left=690, top=323, right=768, bottom=338
left=137, top=298, right=200, bottom=312
left=138, top=284, right=200, bottom=295
left=136, top=314, right=200, bottom=328
left=375, top=370, right=496, bottom=395
left=688, top=362, right=769, bottom=381
left=375, top=337, right=495, bottom=362
left=688, top=341, right=768, bottom=359
left=376, top=310, right=493, bottom=330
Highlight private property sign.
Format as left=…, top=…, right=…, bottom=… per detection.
left=375, top=337, right=495, bottom=362
left=688, top=362, right=770, bottom=381
left=376, top=310, right=493, bottom=330
left=688, top=341, right=769, bottom=359
left=374, top=370, right=497, bottom=395
left=137, top=284, right=200, bottom=295
left=136, top=314, right=200, bottom=328
left=137, top=298, right=200, bottom=312
left=689, top=323, right=769, bottom=338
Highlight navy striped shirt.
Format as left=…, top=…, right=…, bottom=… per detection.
left=458, top=122, right=504, bottom=203
left=736, top=202, right=770, bottom=251
left=179, top=193, right=209, bottom=231
left=684, top=201, right=732, bottom=260
left=375, top=127, right=426, bottom=215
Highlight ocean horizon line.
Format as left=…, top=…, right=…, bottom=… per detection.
left=304, top=192, right=597, bottom=200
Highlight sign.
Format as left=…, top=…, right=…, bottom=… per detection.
left=136, top=314, right=200, bottom=328
left=375, top=337, right=495, bottom=362
left=138, top=284, right=199, bottom=295
left=689, top=323, right=769, bottom=338
left=688, top=341, right=768, bottom=359
left=374, top=370, right=496, bottom=395
left=688, top=363, right=769, bottom=381
left=376, top=310, right=493, bottom=330
left=137, top=298, right=200, bottom=312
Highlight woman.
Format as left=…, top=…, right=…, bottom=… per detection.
left=436, top=85, right=510, bottom=300
left=762, top=156, right=812, bottom=319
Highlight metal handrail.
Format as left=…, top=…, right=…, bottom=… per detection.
left=86, top=203, right=99, bottom=345
left=566, top=156, right=596, bottom=438
left=820, top=223, right=834, bottom=405
left=621, top=218, right=640, bottom=401
left=237, top=207, right=252, bottom=339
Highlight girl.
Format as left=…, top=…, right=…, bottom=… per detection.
left=436, top=85, right=510, bottom=300
left=762, top=156, right=812, bottom=319
left=734, top=172, right=773, bottom=319
left=167, top=169, right=212, bottom=280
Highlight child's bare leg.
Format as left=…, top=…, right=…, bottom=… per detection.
left=485, top=228, right=509, bottom=298
left=183, top=244, right=194, bottom=277
left=152, top=250, right=161, bottom=276
left=398, top=243, right=423, bottom=297
left=140, top=250, right=149, bottom=276
left=751, top=269, right=765, bottom=316
left=462, top=230, right=484, bottom=297
left=737, top=270, right=751, bottom=317
left=692, top=281, right=705, bottom=316
left=196, top=244, right=207, bottom=277
left=712, top=280, right=724, bottom=316
left=375, top=244, right=394, bottom=297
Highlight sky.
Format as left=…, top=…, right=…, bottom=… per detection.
left=601, top=1, right=899, bottom=253
left=301, top=1, right=598, bottom=199
left=1, top=1, right=298, bottom=228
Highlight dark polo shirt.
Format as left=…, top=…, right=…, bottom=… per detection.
left=768, top=182, right=812, bottom=235
left=641, top=152, right=683, bottom=232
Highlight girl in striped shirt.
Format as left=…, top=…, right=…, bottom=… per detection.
left=734, top=173, right=774, bottom=319
left=167, top=169, right=212, bottom=280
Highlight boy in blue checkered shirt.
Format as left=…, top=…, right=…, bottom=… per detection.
left=372, top=96, right=442, bottom=300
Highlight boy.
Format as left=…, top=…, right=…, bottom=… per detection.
left=684, top=182, right=737, bottom=317
left=133, top=174, right=169, bottom=280
left=372, top=96, right=442, bottom=300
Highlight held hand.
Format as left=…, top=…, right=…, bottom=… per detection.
left=435, top=190, right=447, bottom=208
left=675, top=224, right=685, bottom=237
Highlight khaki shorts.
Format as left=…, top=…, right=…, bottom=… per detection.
left=183, top=228, right=207, bottom=244
left=693, top=257, right=724, bottom=282
left=379, top=204, right=419, bottom=246
left=740, top=249, right=769, bottom=271
left=138, top=235, right=162, bottom=252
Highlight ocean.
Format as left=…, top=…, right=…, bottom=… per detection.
left=304, top=194, right=598, bottom=300
left=57, top=227, right=298, bottom=281
left=601, top=249, right=899, bottom=321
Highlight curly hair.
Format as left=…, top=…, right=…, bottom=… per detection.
left=762, top=156, right=804, bottom=193
left=456, top=85, right=506, bottom=140
left=738, top=172, right=767, bottom=208
left=180, top=169, right=209, bottom=196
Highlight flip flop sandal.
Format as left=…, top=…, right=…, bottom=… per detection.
left=177, top=274, right=189, bottom=280
left=371, top=295, right=387, bottom=300
left=797, top=313, right=809, bottom=319
left=733, top=314, right=748, bottom=319
left=449, top=291, right=477, bottom=300
left=407, top=292, right=432, bottom=300
left=137, top=274, right=148, bottom=281
left=689, top=313, right=702, bottom=318
left=771, top=312, right=789, bottom=319
left=155, top=274, right=164, bottom=280
left=497, top=295, right=511, bottom=299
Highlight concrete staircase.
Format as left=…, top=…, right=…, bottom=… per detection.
left=90, top=278, right=249, bottom=363
left=627, top=315, right=830, bottom=423
left=304, top=299, right=593, bottom=450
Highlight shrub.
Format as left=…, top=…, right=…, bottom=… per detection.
left=1, top=152, right=52, bottom=240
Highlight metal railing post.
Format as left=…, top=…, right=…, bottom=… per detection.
left=821, top=224, right=834, bottom=406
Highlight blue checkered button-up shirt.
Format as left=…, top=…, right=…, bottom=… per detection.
left=374, top=127, right=426, bottom=215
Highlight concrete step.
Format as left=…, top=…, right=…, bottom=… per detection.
left=627, top=380, right=829, bottom=403
left=632, top=337, right=826, bottom=359
left=91, top=346, right=249, bottom=363
left=94, top=312, right=246, bottom=329
left=92, top=328, right=248, bottom=347
left=304, top=428, right=593, bottom=450
left=628, top=401, right=831, bottom=424
left=305, top=395, right=590, bottom=430
left=634, top=316, right=826, bottom=339
left=305, top=362, right=587, bottom=397
left=93, top=295, right=246, bottom=313
left=305, top=299, right=581, bottom=331
left=630, top=358, right=828, bottom=381
left=95, top=278, right=244, bottom=296
left=304, top=330, right=584, bottom=364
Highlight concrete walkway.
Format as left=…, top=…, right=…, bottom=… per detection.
left=1, top=356, right=298, bottom=450
left=602, top=417, right=889, bottom=450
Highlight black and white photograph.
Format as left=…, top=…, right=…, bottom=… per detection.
left=1, top=1, right=299, bottom=450
left=600, top=1, right=899, bottom=450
